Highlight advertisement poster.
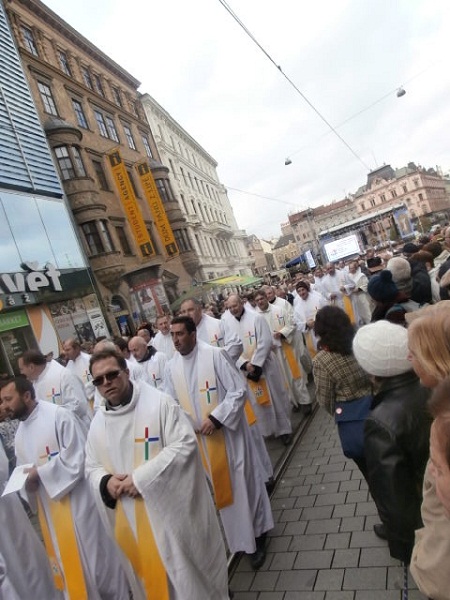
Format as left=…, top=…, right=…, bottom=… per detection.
left=129, top=280, right=170, bottom=323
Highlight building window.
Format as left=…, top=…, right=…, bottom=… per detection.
left=180, top=167, right=187, bottom=185
left=92, top=159, right=109, bottom=190
left=174, top=229, right=191, bottom=253
left=129, top=101, right=139, bottom=117
left=54, top=146, right=86, bottom=180
left=115, top=225, right=132, bottom=255
left=370, top=198, right=376, bottom=207
left=58, top=50, right=72, bottom=76
left=21, top=25, right=38, bottom=55
left=82, top=222, right=102, bottom=255
left=391, top=189, right=397, bottom=198
left=155, top=179, right=171, bottom=203
left=98, top=220, right=114, bottom=252
left=418, top=193, right=423, bottom=201
left=94, top=110, right=119, bottom=141
left=112, top=87, right=122, bottom=107
left=123, top=124, right=136, bottom=150
left=141, top=135, right=153, bottom=158
left=105, top=116, right=119, bottom=142
left=37, top=82, right=58, bottom=115
left=72, top=99, right=88, bottom=128
left=93, top=74, right=105, bottom=97
left=380, top=194, right=386, bottom=203
left=81, top=66, right=93, bottom=89
left=402, top=184, right=408, bottom=193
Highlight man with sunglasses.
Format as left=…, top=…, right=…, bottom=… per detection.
left=85, top=348, right=230, bottom=600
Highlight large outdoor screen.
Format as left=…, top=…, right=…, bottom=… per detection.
left=323, top=234, right=360, bottom=262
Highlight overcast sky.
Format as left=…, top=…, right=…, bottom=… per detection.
left=42, top=0, right=450, bottom=239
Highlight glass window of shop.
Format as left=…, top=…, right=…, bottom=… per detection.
left=0, top=190, right=85, bottom=273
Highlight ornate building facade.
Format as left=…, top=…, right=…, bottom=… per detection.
left=6, top=0, right=196, bottom=332
left=141, top=93, right=252, bottom=282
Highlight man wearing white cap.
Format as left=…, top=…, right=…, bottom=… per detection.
left=353, top=321, right=431, bottom=563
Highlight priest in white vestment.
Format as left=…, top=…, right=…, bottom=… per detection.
left=293, top=281, right=327, bottom=356
left=129, top=336, right=167, bottom=389
left=346, top=260, right=372, bottom=326
left=255, top=290, right=312, bottom=414
left=224, top=294, right=293, bottom=444
left=63, top=338, right=95, bottom=405
left=0, top=378, right=129, bottom=600
left=165, top=316, right=274, bottom=570
left=86, top=348, right=230, bottom=600
left=321, top=263, right=355, bottom=309
left=152, top=315, right=176, bottom=359
left=180, top=299, right=274, bottom=486
left=0, top=432, right=60, bottom=599
left=18, top=349, right=90, bottom=427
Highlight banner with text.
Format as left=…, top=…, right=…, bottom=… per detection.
left=135, top=161, right=179, bottom=259
left=107, top=150, right=155, bottom=259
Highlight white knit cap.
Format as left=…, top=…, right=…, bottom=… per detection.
left=353, top=321, right=411, bottom=377
left=386, top=257, right=412, bottom=292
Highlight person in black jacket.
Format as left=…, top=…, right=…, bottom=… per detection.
left=353, top=320, right=431, bottom=563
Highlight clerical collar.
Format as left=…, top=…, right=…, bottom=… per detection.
left=138, top=346, right=157, bottom=363
left=269, top=298, right=275, bottom=304
left=235, top=307, right=245, bottom=322
left=105, top=382, right=133, bottom=411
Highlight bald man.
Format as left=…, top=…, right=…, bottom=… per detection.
left=128, top=336, right=167, bottom=390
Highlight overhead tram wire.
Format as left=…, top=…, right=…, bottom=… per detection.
left=217, top=0, right=371, bottom=172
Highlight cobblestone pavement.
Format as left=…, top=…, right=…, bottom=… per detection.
left=229, top=406, right=428, bottom=600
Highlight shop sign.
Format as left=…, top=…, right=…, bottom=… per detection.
left=0, top=309, right=29, bottom=333
left=0, top=262, right=62, bottom=295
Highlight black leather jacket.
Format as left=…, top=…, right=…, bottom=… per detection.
left=364, top=371, right=431, bottom=563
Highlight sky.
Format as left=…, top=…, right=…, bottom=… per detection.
left=42, top=0, right=450, bottom=239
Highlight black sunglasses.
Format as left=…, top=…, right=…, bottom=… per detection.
left=92, top=369, right=122, bottom=387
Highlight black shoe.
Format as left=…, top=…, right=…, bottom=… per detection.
left=228, top=589, right=234, bottom=599
left=280, top=433, right=293, bottom=446
left=265, top=477, right=275, bottom=495
left=292, top=405, right=301, bottom=413
left=249, top=547, right=266, bottom=570
left=301, top=404, right=312, bottom=416
left=373, top=523, right=388, bottom=540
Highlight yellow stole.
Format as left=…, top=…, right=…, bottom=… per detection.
left=241, top=323, right=271, bottom=405
left=171, top=345, right=234, bottom=510
left=281, top=340, right=302, bottom=379
left=113, top=403, right=169, bottom=599
left=342, top=294, right=356, bottom=325
left=36, top=443, right=88, bottom=598
left=305, top=331, right=317, bottom=358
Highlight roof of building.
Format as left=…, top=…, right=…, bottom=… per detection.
left=273, top=233, right=295, bottom=250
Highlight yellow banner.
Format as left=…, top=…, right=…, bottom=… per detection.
left=135, top=161, right=179, bottom=259
left=107, top=150, right=155, bottom=259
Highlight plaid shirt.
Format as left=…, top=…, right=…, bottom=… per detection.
left=313, top=350, right=372, bottom=416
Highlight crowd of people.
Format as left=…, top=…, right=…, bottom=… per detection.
left=0, top=225, right=449, bottom=598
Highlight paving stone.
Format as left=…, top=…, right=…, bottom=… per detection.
left=230, top=570, right=255, bottom=591
left=267, top=522, right=286, bottom=537
left=324, top=593, right=355, bottom=600
left=387, top=566, right=421, bottom=590
left=338, top=479, right=361, bottom=492
left=310, top=481, right=341, bottom=495
left=339, top=516, right=364, bottom=532
left=350, top=531, right=389, bottom=548
left=267, top=535, right=292, bottom=552
left=276, top=569, right=317, bottom=591
left=250, top=570, right=279, bottom=592
left=300, top=465, right=320, bottom=476
left=346, top=490, right=369, bottom=504
left=271, top=509, right=282, bottom=523
left=294, top=494, right=317, bottom=508
left=289, top=533, right=326, bottom=551
left=232, top=593, right=258, bottom=600
left=300, top=505, right=334, bottom=521
left=324, top=532, right=351, bottom=549
left=315, top=568, right=345, bottom=590
left=332, top=503, right=356, bottom=518
left=279, top=508, right=303, bottom=522
left=317, top=463, right=343, bottom=474
left=293, top=549, right=333, bottom=570
left=355, top=501, right=379, bottom=516
left=273, top=485, right=294, bottom=499
left=283, top=520, right=307, bottom=535
left=306, top=518, right=341, bottom=535
left=322, top=470, right=352, bottom=483
left=292, top=484, right=312, bottom=496
left=331, top=548, right=360, bottom=568
left=359, top=547, right=398, bottom=567
left=271, top=496, right=297, bottom=510
left=343, top=567, right=387, bottom=590
left=304, top=474, right=325, bottom=485
left=269, top=551, right=297, bottom=571
left=256, top=593, right=285, bottom=600
left=354, top=593, right=398, bottom=600
left=285, top=593, right=325, bottom=600
left=314, top=492, right=346, bottom=506
left=308, top=449, right=326, bottom=458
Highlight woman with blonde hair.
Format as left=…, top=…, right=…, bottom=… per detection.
left=407, top=307, right=450, bottom=600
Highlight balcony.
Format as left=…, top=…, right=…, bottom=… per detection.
left=184, top=213, right=201, bottom=226
left=207, top=221, right=233, bottom=238
left=89, top=251, right=125, bottom=289
left=179, top=250, right=201, bottom=276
